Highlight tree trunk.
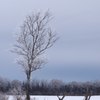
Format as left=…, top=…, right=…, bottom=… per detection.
left=26, top=74, right=31, bottom=100
left=26, top=93, right=30, bottom=100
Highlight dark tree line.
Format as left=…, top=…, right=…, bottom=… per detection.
left=0, top=78, right=100, bottom=96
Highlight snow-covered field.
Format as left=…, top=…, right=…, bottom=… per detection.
left=8, top=95, right=100, bottom=100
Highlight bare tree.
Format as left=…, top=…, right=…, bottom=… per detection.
left=12, top=11, right=57, bottom=100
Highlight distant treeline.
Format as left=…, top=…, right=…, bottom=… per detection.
left=0, top=77, right=100, bottom=96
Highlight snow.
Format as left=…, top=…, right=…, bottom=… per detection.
left=8, top=95, right=100, bottom=100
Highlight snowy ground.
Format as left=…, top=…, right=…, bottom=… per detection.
left=8, top=95, right=100, bottom=100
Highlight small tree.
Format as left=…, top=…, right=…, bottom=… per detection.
left=0, top=92, right=8, bottom=100
left=10, top=81, right=25, bottom=100
left=12, top=11, right=57, bottom=100
left=57, top=95, right=65, bottom=100
left=84, top=87, right=91, bottom=100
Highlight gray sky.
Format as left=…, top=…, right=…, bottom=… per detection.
left=0, top=0, right=100, bottom=82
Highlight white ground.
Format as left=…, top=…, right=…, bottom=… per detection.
left=8, top=95, right=100, bottom=100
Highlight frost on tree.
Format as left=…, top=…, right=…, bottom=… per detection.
left=12, top=11, right=57, bottom=100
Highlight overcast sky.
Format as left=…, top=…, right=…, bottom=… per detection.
left=0, top=0, right=100, bottom=82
